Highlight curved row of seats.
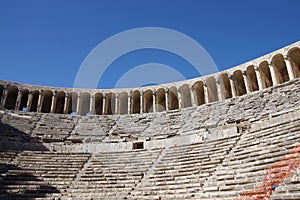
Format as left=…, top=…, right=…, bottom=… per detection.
left=0, top=110, right=300, bottom=199
left=196, top=110, right=300, bottom=200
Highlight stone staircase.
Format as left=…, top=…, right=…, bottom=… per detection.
left=69, top=148, right=162, bottom=199
left=131, top=134, right=241, bottom=199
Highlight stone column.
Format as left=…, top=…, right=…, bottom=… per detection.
left=254, top=66, right=264, bottom=90
left=102, top=93, right=106, bottom=115
left=0, top=89, right=4, bottom=109
left=37, top=91, right=43, bottom=113
left=1, top=89, right=8, bottom=109
left=284, top=56, right=295, bottom=80
left=165, top=89, right=169, bottom=111
left=189, top=87, right=196, bottom=107
left=128, top=92, right=131, bottom=114
left=89, top=94, right=95, bottom=115
left=114, top=93, right=119, bottom=114
left=15, top=91, right=22, bottom=111
left=152, top=90, right=156, bottom=112
left=176, top=87, right=181, bottom=109
left=216, top=81, right=223, bottom=101
left=63, top=93, right=68, bottom=114
left=242, top=71, right=250, bottom=94
left=203, top=84, right=209, bottom=103
left=229, top=75, right=236, bottom=98
left=26, top=92, right=33, bottom=112
left=140, top=91, right=143, bottom=114
left=50, top=93, right=57, bottom=113
left=76, top=93, right=81, bottom=115
left=269, top=63, right=278, bottom=86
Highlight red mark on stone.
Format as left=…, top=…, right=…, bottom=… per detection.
left=236, top=143, right=300, bottom=200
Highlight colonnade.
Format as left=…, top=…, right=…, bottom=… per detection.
left=0, top=47, right=300, bottom=116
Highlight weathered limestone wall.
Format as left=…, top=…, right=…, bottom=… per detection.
left=0, top=78, right=299, bottom=152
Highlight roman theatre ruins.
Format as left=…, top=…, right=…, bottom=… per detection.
left=0, top=41, right=300, bottom=199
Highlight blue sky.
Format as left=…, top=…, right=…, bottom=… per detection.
left=0, top=0, right=299, bottom=89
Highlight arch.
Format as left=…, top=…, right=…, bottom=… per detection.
left=272, top=54, right=289, bottom=84
left=105, top=92, right=115, bottom=115
left=219, top=74, right=232, bottom=99
left=232, top=70, right=246, bottom=96
left=19, top=89, right=29, bottom=111
left=41, top=90, right=53, bottom=113
left=156, top=88, right=166, bottom=112
left=119, top=92, right=128, bottom=114
left=55, top=91, right=65, bottom=114
left=80, top=92, right=91, bottom=116
left=259, top=61, right=273, bottom=88
left=0, top=85, right=4, bottom=104
left=4, top=85, right=19, bottom=110
left=95, top=93, right=103, bottom=115
left=193, top=81, right=205, bottom=106
left=66, top=92, right=78, bottom=114
left=206, top=77, right=218, bottom=102
left=131, top=90, right=140, bottom=114
left=181, top=84, right=192, bottom=108
left=30, top=90, right=40, bottom=112
left=143, top=90, right=153, bottom=113
left=287, top=47, right=300, bottom=78
left=246, top=65, right=259, bottom=92
left=168, top=86, right=179, bottom=110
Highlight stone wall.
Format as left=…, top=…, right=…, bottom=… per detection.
left=0, top=78, right=299, bottom=152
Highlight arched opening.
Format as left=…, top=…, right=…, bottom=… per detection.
left=119, top=92, right=128, bottom=114
left=287, top=47, right=300, bottom=78
left=272, top=54, right=289, bottom=84
left=219, top=74, right=232, bottom=99
left=168, top=86, right=179, bottom=110
left=193, top=81, right=205, bottom=106
left=55, top=91, right=65, bottom=114
left=143, top=90, right=153, bottom=113
left=80, top=92, right=90, bottom=116
left=246, top=65, right=259, bottom=92
left=181, top=84, right=192, bottom=108
left=66, top=92, right=78, bottom=114
left=95, top=93, right=103, bottom=115
left=0, top=85, right=4, bottom=104
left=30, top=90, right=39, bottom=112
left=259, top=61, right=273, bottom=88
left=156, top=88, right=166, bottom=112
left=41, top=90, right=53, bottom=113
left=4, top=85, right=19, bottom=110
left=206, top=77, right=218, bottom=102
left=131, top=90, right=140, bottom=114
left=232, top=70, right=246, bottom=96
left=19, top=89, right=29, bottom=111
left=105, top=92, right=115, bottom=115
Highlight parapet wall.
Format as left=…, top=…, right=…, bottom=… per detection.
left=0, top=41, right=299, bottom=116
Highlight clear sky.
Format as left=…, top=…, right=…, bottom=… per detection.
left=0, top=0, right=299, bottom=89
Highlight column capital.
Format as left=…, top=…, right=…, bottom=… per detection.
left=268, top=61, right=274, bottom=67
left=253, top=65, right=259, bottom=70
left=283, top=55, right=291, bottom=61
